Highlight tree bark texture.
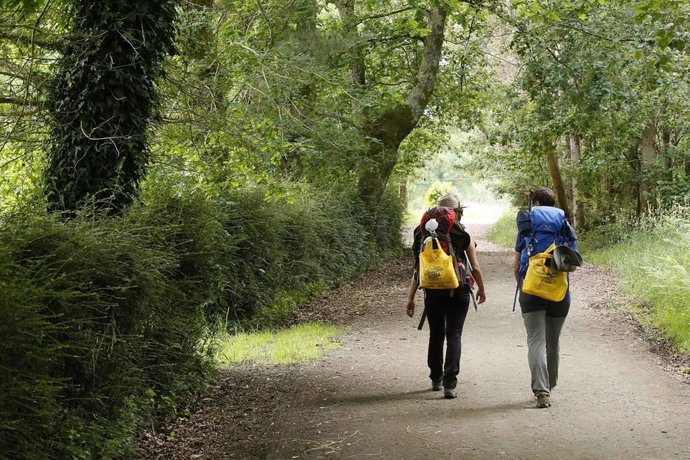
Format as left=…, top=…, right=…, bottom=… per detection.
left=545, top=140, right=572, bottom=220
left=45, top=0, right=177, bottom=216
left=662, top=124, right=672, bottom=175
left=399, top=178, right=409, bottom=210
left=639, top=119, right=657, bottom=212
left=569, top=135, right=585, bottom=229
left=355, top=3, right=449, bottom=206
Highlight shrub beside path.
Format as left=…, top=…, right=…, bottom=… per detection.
left=137, top=224, right=690, bottom=459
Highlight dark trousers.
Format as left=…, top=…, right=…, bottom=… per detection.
left=425, top=289, right=470, bottom=389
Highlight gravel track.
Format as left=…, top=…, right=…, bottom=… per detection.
left=137, top=224, right=690, bottom=459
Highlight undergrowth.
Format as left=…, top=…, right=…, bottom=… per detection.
left=583, top=207, right=690, bottom=354
left=0, top=177, right=403, bottom=459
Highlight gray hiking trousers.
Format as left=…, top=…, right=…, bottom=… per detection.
left=522, top=311, right=566, bottom=396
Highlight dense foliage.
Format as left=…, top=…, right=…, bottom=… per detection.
left=0, top=180, right=402, bottom=457
left=154, top=0, right=493, bottom=207
left=0, top=194, right=213, bottom=458
left=1, top=0, right=688, bottom=457
left=460, top=0, right=690, bottom=229
left=45, top=0, right=177, bottom=215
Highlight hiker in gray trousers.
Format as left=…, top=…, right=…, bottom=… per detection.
left=514, top=187, right=578, bottom=409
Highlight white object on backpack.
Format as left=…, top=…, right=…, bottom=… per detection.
left=424, top=218, right=439, bottom=234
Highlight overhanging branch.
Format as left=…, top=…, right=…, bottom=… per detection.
left=355, top=6, right=417, bottom=25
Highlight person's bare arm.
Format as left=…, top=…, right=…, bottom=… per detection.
left=406, top=275, right=418, bottom=317
left=466, top=238, right=486, bottom=304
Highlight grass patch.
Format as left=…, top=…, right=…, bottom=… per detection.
left=215, top=323, right=344, bottom=366
left=487, top=209, right=517, bottom=248
left=583, top=209, right=690, bottom=354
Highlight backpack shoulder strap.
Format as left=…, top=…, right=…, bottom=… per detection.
left=450, top=222, right=470, bottom=252
left=412, top=225, right=422, bottom=253
left=516, top=210, right=532, bottom=237
left=516, top=210, right=534, bottom=257
left=445, top=237, right=463, bottom=290
left=561, top=218, right=577, bottom=246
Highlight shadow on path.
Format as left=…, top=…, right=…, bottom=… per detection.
left=137, top=222, right=690, bottom=460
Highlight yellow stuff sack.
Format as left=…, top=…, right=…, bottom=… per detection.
left=419, top=238, right=459, bottom=289
left=522, top=242, right=568, bottom=301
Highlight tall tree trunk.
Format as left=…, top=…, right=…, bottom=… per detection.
left=630, top=145, right=643, bottom=217
left=662, top=124, right=672, bottom=175
left=569, top=135, right=585, bottom=229
left=639, top=119, right=657, bottom=212
left=353, top=3, right=449, bottom=206
left=563, top=137, right=573, bottom=205
left=545, top=140, right=572, bottom=220
left=45, top=0, right=177, bottom=216
left=399, top=177, right=408, bottom=210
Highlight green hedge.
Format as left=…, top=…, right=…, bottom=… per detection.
left=583, top=208, right=690, bottom=354
left=0, top=206, right=212, bottom=458
left=0, top=180, right=403, bottom=458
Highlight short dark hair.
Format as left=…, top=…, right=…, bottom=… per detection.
left=531, top=187, right=556, bottom=206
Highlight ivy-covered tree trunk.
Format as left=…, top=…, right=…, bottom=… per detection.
left=45, top=0, right=177, bottom=215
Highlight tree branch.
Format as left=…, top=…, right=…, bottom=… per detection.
left=355, top=6, right=417, bottom=25
left=0, top=31, right=62, bottom=51
left=366, top=34, right=423, bottom=44
left=255, top=0, right=274, bottom=47
left=0, top=96, right=39, bottom=106
left=406, top=3, right=449, bottom=126
left=334, top=0, right=366, bottom=87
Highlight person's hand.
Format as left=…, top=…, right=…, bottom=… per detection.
left=476, top=289, right=486, bottom=304
left=406, top=299, right=415, bottom=317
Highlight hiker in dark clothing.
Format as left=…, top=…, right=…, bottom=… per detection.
left=406, top=194, right=486, bottom=399
left=514, top=187, right=579, bottom=409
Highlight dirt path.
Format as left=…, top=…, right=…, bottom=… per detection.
left=138, top=224, right=690, bottom=459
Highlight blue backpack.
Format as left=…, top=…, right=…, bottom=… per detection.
left=516, top=206, right=578, bottom=279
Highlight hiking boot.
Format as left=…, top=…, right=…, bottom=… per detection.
left=431, top=379, right=443, bottom=391
left=536, top=393, right=551, bottom=408
left=444, top=387, right=457, bottom=399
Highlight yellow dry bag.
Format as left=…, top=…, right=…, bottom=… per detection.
left=419, top=238, right=459, bottom=289
left=521, top=242, right=568, bottom=301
